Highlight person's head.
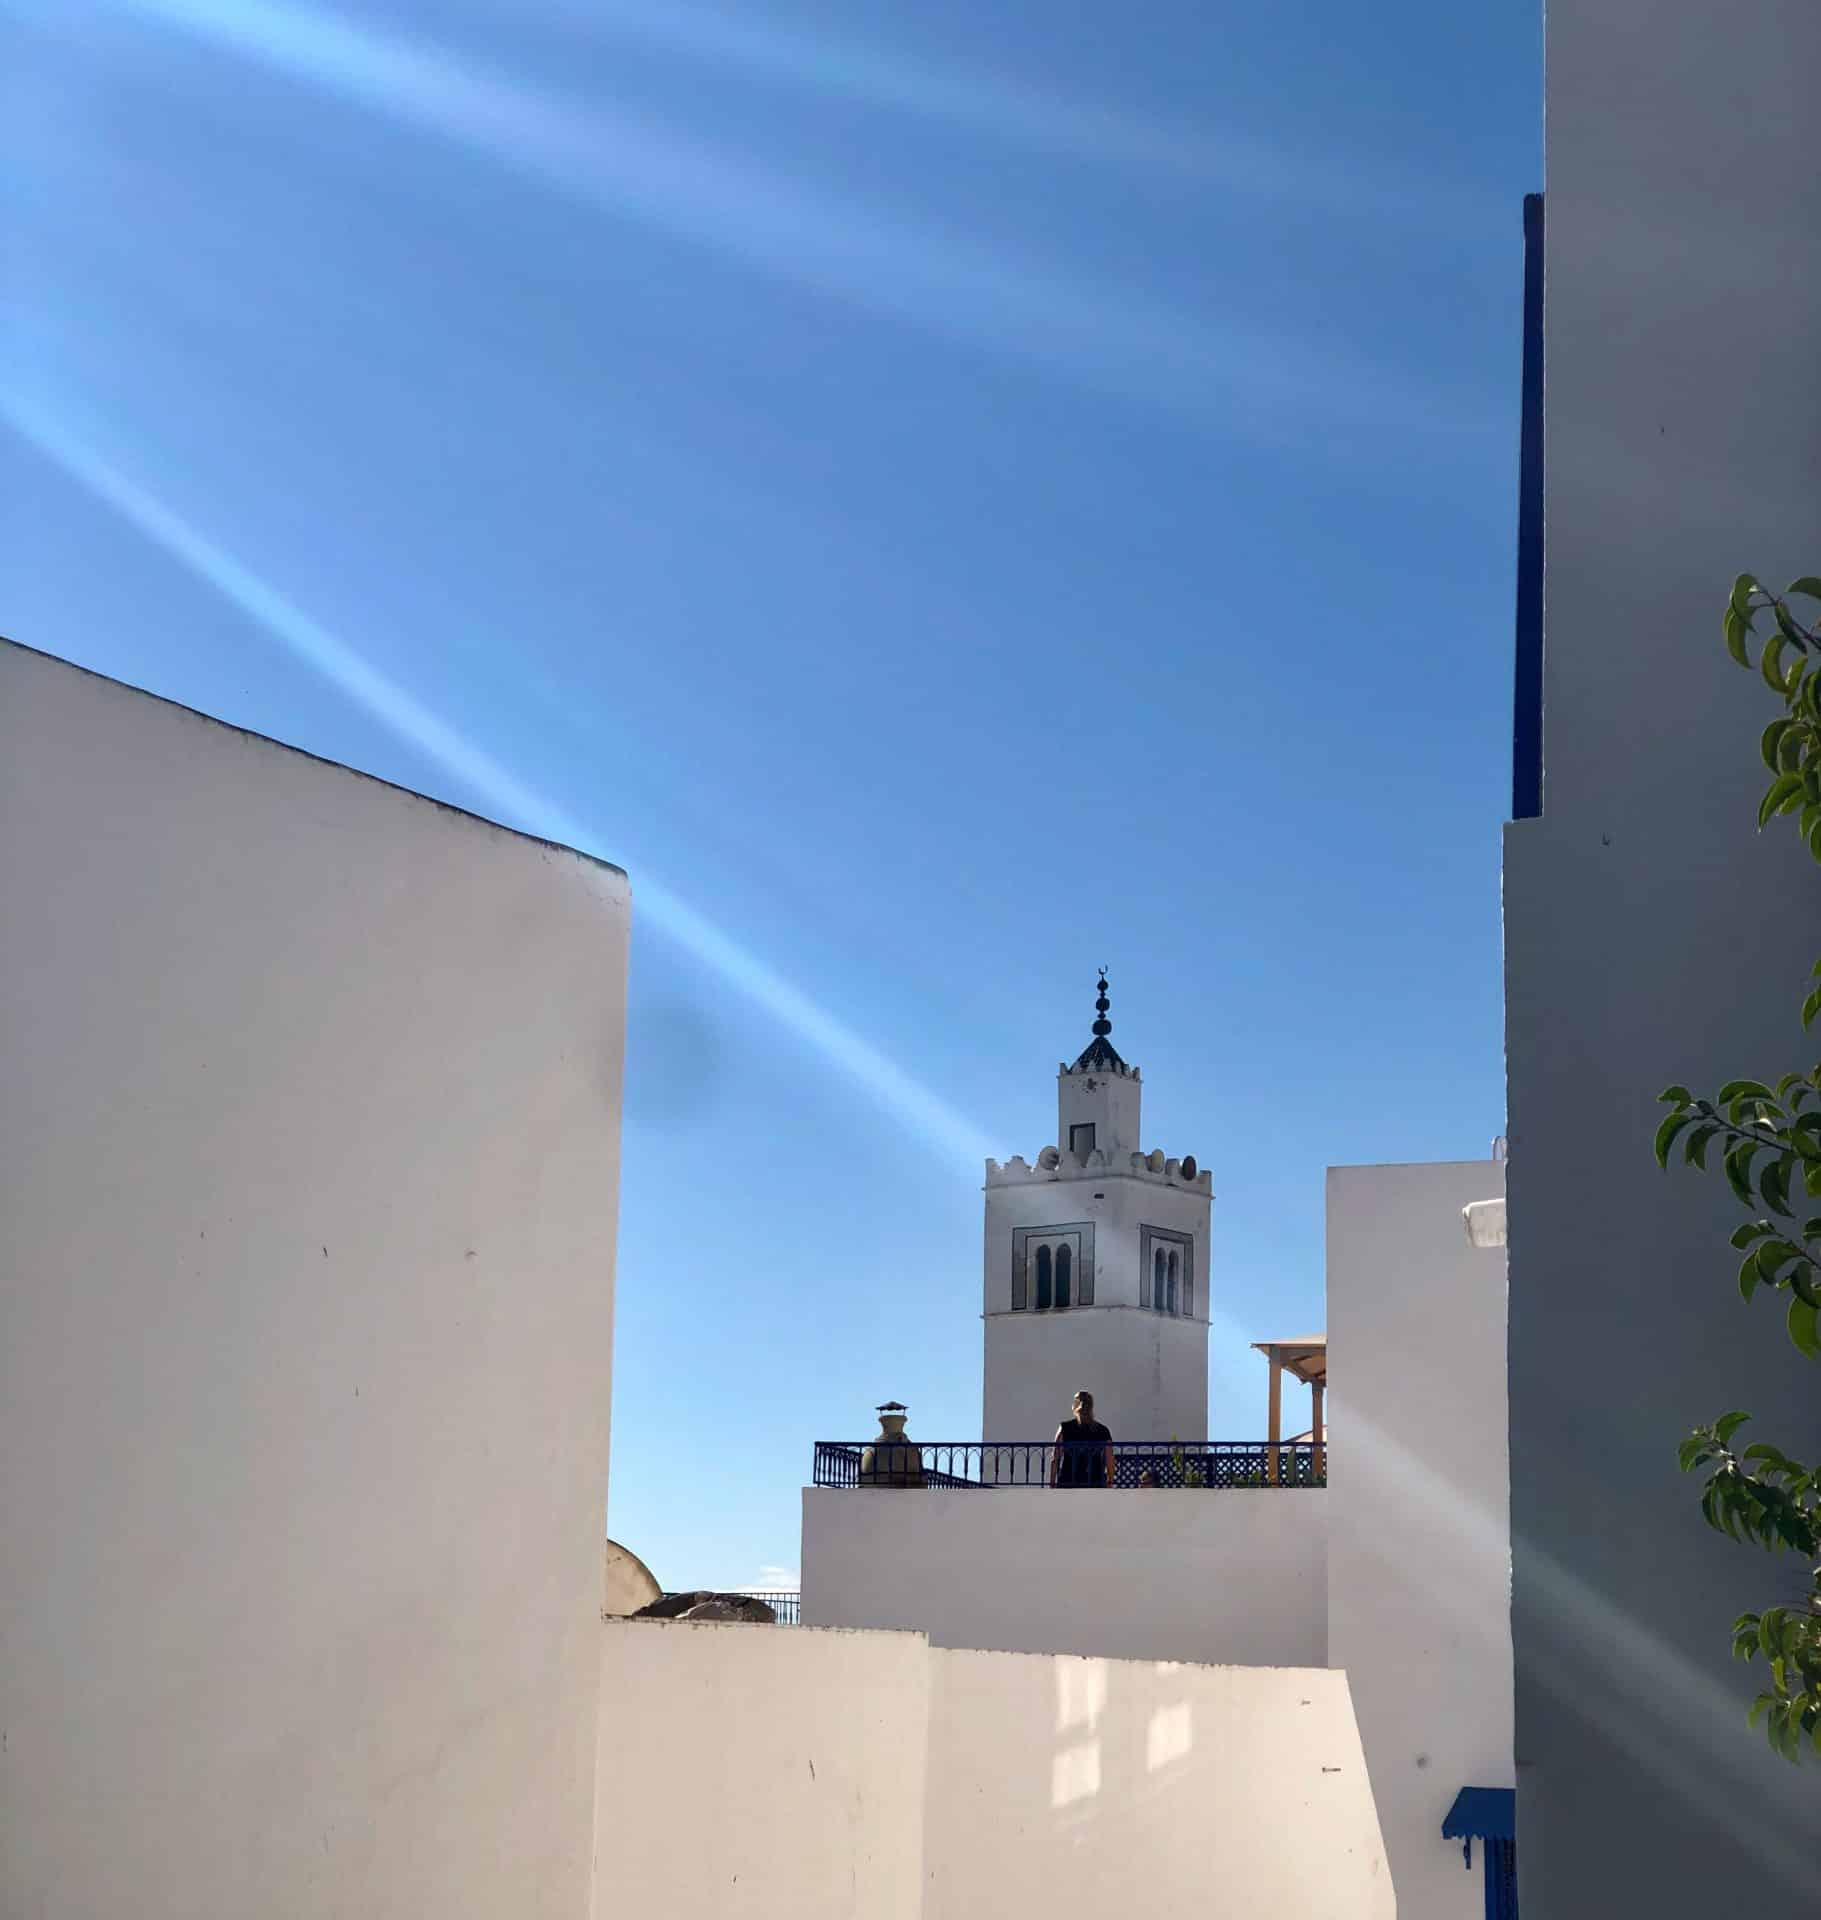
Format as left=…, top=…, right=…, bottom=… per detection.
left=1072, top=1390, right=1095, bottom=1422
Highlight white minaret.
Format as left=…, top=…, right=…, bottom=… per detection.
left=981, top=973, right=1212, bottom=1446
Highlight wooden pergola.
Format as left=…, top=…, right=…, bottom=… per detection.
left=1251, top=1335, right=1326, bottom=1483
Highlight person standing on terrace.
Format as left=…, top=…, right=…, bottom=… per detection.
left=1051, top=1390, right=1115, bottom=1488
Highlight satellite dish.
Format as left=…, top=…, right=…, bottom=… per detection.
left=1037, top=1145, right=1061, bottom=1170
left=1180, top=1155, right=1198, bottom=1181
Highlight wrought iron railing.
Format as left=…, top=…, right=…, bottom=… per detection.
left=812, top=1440, right=1325, bottom=1490
left=734, top=1589, right=800, bottom=1625
left=662, top=1589, right=802, bottom=1625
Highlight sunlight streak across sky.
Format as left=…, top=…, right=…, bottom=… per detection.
left=0, top=394, right=998, bottom=1171
left=79, top=0, right=1487, bottom=442
left=580, top=0, right=1491, bottom=227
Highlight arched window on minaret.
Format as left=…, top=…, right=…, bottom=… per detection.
left=1035, top=1245, right=1053, bottom=1311
left=1055, top=1243, right=1072, bottom=1310
left=1166, top=1249, right=1179, bottom=1315
left=1152, top=1246, right=1166, bottom=1311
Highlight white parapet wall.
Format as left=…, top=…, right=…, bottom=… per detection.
left=924, top=1647, right=1390, bottom=1920
left=594, top=1620, right=930, bottom=1920
left=595, top=1619, right=1393, bottom=1920
left=1326, top=1160, right=1512, bottom=1920
left=0, top=643, right=629, bottom=1920
left=802, top=1485, right=1327, bottom=1667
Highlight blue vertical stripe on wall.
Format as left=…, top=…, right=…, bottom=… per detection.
left=1512, top=192, right=1546, bottom=820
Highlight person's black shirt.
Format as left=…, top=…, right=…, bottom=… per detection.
left=1054, top=1418, right=1112, bottom=1487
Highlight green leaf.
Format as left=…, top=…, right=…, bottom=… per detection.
left=1788, top=577, right=1821, bottom=603
left=1732, top=1219, right=1775, bottom=1248
left=1727, top=604, right=1752, bottom=667
left=1761, top=774, right=1805, bottom=827
left=1805, top=986, right=1821, bottom=1032
left=1740, top=1254, right=1764, bottom=1302
left=1764, top=717, right=1797, bottom=771
left=1658, top=1084, right=1693, bottom=1106
left=1726, top=1142, right=1763, bottom=1206
left=1721, top=1079, right=1776, bottom=1104
left=1763, top=634, right=1791, bottom=693
left=1732, top=573, right=1761, bottom=620
left=1763, top=1156, right=1796, bottom=1217
left=1774, top=599, right=1814, bottom=647
left=1716, top=1410, right=1752, bottom=1447
left=1685, top=1123, right=1721, bottom=1169
left=1656, top=1109, right=1693, bottom=1168
left=1788, top=1295, right=1821, bottom=1358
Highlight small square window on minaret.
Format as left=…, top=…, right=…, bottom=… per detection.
left=1069, top=1123, right=1096, bottom=1157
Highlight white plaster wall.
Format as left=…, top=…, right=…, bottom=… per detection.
left=1057, top=1064, right=1142, bottom=1153
left=802, top=1487, right=1326, bottom=1666
left=592, top=1621, right=1392, bottom=1920
left=1326, top=1161, right=1511, bottom=1920
left=0, top=644, right=628, bottom=1920
left=924, top=1649, right=1392, bottom=1920
left=593, top=1620, right=927, bottom=1920
left=1509, top=4, right=1821, bottom=1909
left=982, top=1306, right=1210, bottom=1451
left=982, top=1169, right=1210, bottom=1441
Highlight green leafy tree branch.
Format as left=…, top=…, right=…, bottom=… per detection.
left=1654, top=572, right=1821, bottom=1762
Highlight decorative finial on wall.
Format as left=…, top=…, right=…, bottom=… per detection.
left=1092, top=969, right=1112, bottom=1039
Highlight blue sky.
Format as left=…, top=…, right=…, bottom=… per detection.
left=6, top=0, right=1539, bottom=1588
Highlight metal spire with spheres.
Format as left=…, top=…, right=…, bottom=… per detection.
left=1070, top=967, right=1130, bottom=1076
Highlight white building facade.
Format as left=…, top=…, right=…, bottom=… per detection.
left=982, top=975, right=1213, bottom=1444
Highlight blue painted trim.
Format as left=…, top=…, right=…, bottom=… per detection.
left=1444, top=1785, right=1516, bottom=1841
left=1512, top=192, right=1545, bottom=820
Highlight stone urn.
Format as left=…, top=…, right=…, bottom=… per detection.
left=859, top=1401, right=926, bottom=1488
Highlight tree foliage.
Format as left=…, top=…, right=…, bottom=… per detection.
left=1655, top=573, right=1821, bottom=1762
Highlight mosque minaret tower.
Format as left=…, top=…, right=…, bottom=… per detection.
left=981, top=974, right=1212, bottom=1444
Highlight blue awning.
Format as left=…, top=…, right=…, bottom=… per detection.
left=1443, top=1787, right=1515, bottom=1842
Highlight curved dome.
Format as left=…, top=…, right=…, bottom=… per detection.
left=603, top=1538, right=662, bottom=1617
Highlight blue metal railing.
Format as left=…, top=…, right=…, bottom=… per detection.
left=812, top=1440, right=1325, bottom=1490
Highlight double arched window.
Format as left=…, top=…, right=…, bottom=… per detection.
left=1150, top=1244, right=1184, bottom=1314
left=1034, top=1242, right=1075, bottom=1311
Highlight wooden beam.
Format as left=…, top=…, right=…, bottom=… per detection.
left=1310, top=1380, right=1325, bottom=1482
left=1267, top=1351, right=1282, bottom=1486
